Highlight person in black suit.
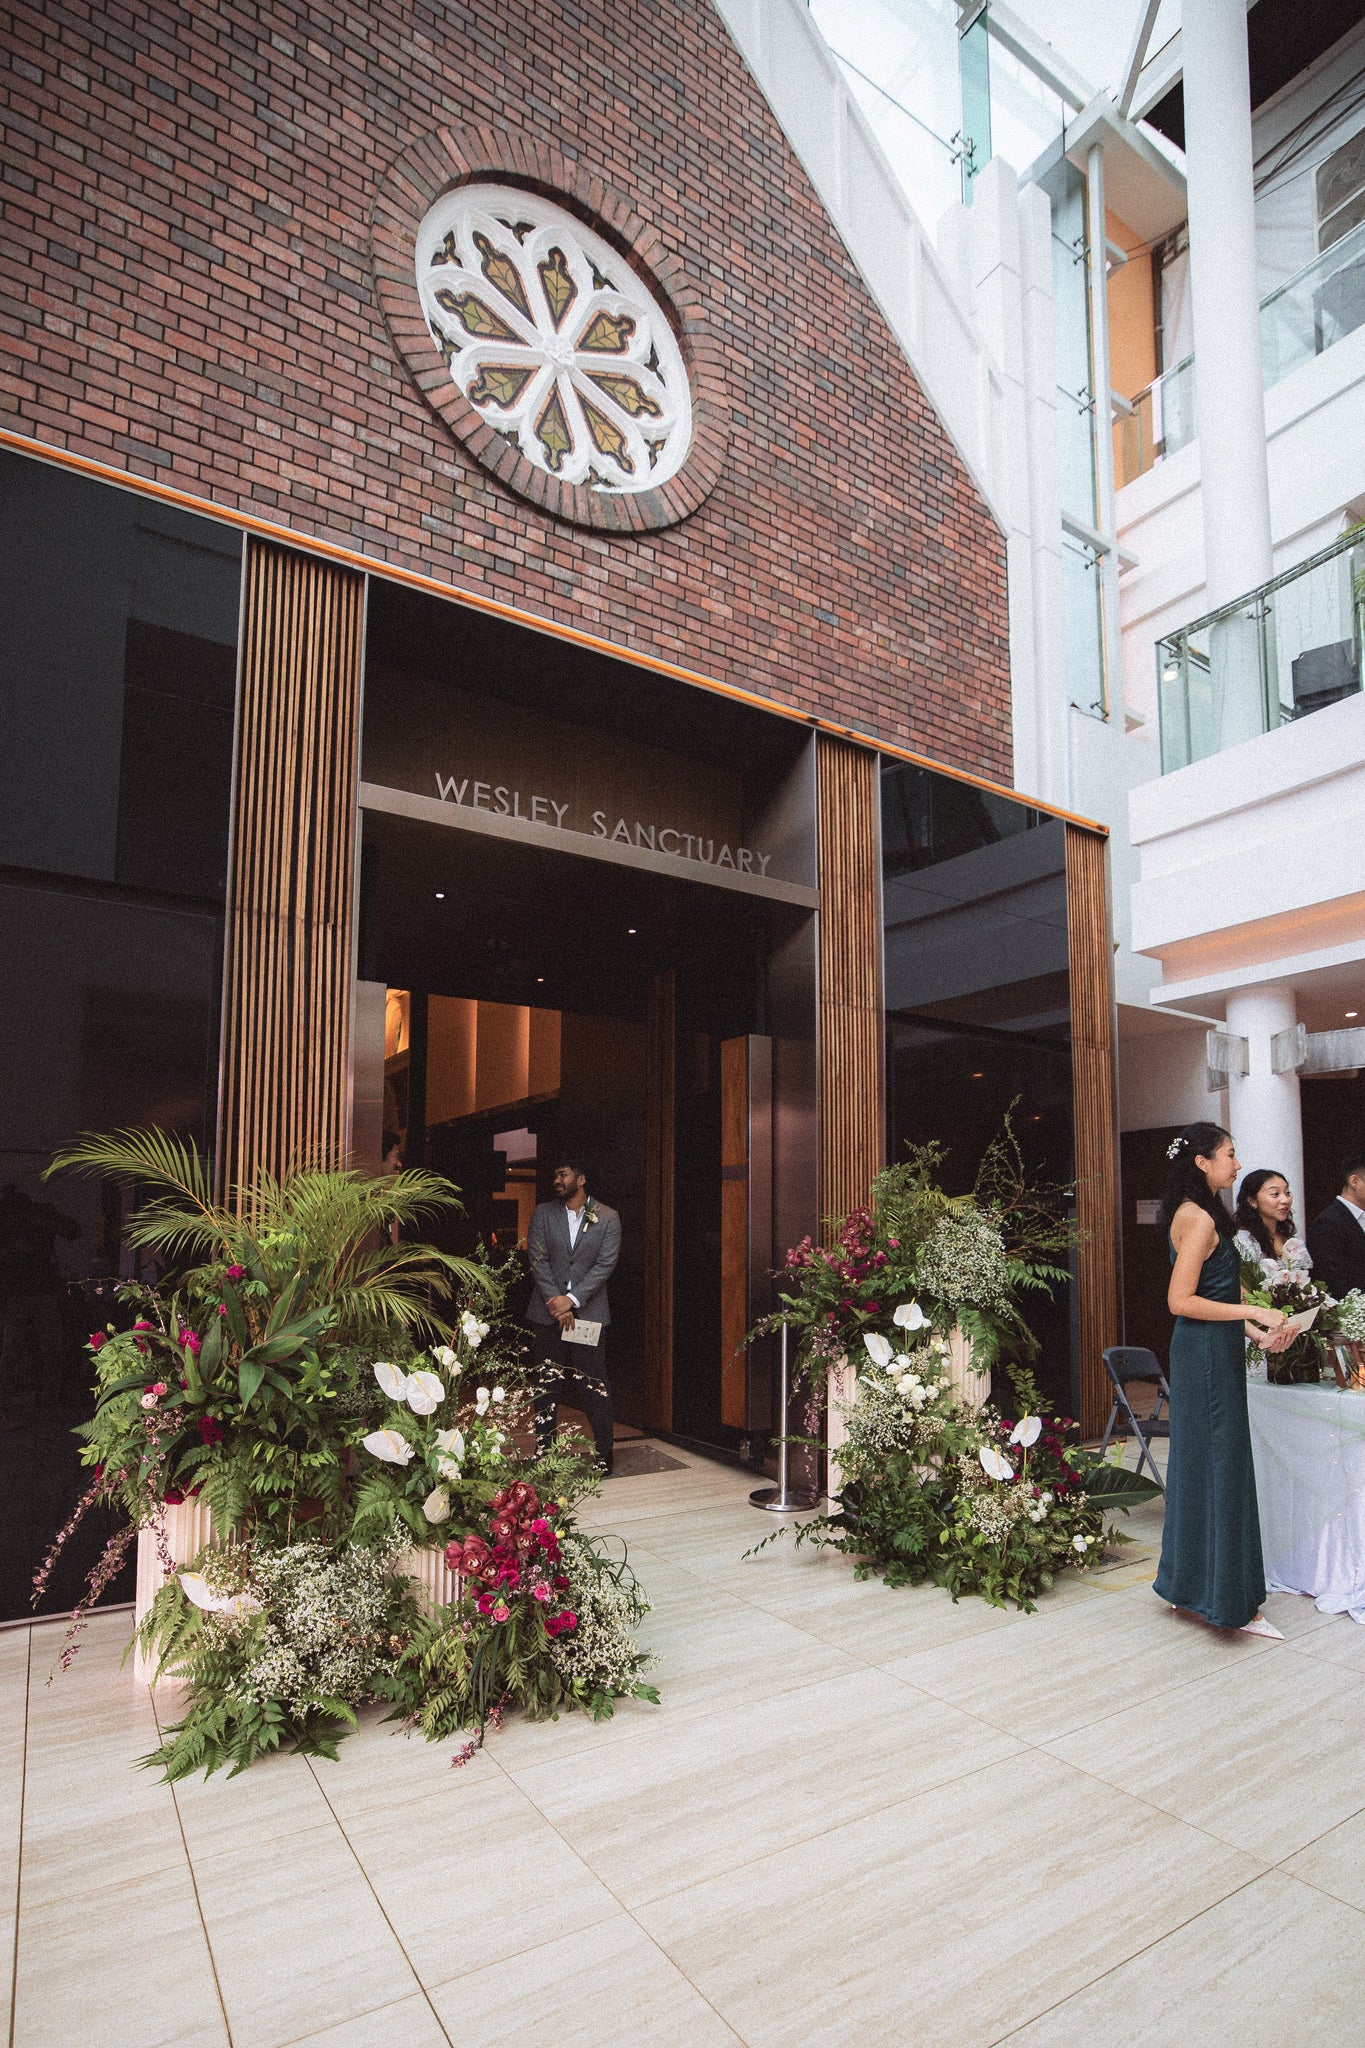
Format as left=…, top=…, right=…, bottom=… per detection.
left=525, top=1158, right=621, bottom=1473
left=1306, top=1152, right=1365, bottom=1300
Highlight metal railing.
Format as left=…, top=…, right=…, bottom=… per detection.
left=1119, top=217, right=1365, bottom=487
left=1156, top=525, right=1365, bottom=773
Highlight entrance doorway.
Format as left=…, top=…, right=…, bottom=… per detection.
left=354, top=761, right=816, bottom=1456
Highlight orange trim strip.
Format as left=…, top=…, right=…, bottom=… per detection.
left=0, top=427, right=1108, bottom=836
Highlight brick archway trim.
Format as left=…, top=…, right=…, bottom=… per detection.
left=370, top=125, right=729, bottom=532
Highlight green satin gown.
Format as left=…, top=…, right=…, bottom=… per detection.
left=1153, top=1231, right=1266, bottom=1629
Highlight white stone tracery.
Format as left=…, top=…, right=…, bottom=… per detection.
left=416, top=184, right=692, bottom=494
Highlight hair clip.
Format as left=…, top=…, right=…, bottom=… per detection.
left=1166, top=1136, right=1184, bottom=1159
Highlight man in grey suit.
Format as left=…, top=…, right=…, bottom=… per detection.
left=526, top=1158, right=622, bottom=1473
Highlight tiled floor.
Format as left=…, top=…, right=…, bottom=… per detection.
left=6, top=1443, right=1365, bottom=2047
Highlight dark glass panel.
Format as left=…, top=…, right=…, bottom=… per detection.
left=881, top=760, right=1077, bottom=1411
left=0, top=449, right=240, bottom=891
left=0, top=450, right=240, bottom=1621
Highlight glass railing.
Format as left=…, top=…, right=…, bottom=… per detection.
left=1119, top=217, right=1365, bottom=486
left=1156, top=525, right=1365, bottom=772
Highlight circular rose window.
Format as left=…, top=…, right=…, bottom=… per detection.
left=415, top=184, right=693, bottom=496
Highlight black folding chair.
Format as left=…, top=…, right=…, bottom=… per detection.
left=1099, top=1346, right=1170, bottom=1489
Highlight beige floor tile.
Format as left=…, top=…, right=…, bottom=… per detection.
left=19, top=1690, right=188, bottom=1907
left=428, top=1913, right=743, bottom=2046
left=1282, top=1610, right=1365, bottom=1667
left=280, top=1991, right=451, bottom=2047
left=170, top=1744, right=337, bottom=1859
left=12, top=1864, right=228, bottom=2048
left=1002, top=1870, right=1365, bottom=2046
left=334, top=1768, right=619, bottom=1985
left=884, top=1586, right=1273, bottom=1743
left=636, top=1751, right=1259, bottom=2048
left=1046, top=1647, right=1365, bottom=1863
left=189, top=1820, right=420, bottom=2048
left=506, top=1664, right=1022, bottom=1906
left=1281, top=1805, right=1365, bottom=1910
left=308, top=1704, right=497, bottom=1820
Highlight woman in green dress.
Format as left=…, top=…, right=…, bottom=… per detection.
left=1154, top=1122, right=1291, bottom=1639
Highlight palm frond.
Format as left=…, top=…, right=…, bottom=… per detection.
left=46, top=1128, right=230, bottom=1261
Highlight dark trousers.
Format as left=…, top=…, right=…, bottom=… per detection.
left=529, top=1321, right=613, bottom=1472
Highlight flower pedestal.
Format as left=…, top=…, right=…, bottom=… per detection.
left=946, top=1325, right=990, bottom=1412
left=826, top=1357, right=855, bottom=1503
left=404, top=1542, right=460, bottom=1615
left=133, top=1499, right=216, bottom=1686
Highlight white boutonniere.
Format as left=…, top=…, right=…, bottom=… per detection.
left=583, top=1202, right=600, bottom=1228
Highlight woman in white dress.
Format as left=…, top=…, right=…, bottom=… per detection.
left=1234, top=1168, right=1315, bottom=1288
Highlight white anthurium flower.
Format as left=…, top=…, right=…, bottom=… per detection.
left=178, top=1572, right=260, bottom=1617
left=373, top=1361, right=410, bottom=1402
left=430, top=1344, right=458, bottom=1371
left=491, top=1385, right=505, bottom=1405
left=893, top=1301, right=929, bottom=1334
left=1073, top=1533, right=1092, bottom=1553
left=460, top=1310, right=490, bottom=1349
left=422, top=1485, right=451, bottom=1525
left=475, top=1386, right=491, bottom=1415
left=862, top=1332, right=893, bottom=1368
left=363, top=1427, right=415, bottom=1466
left=1010, top=1415, right=1043, bottom=1448
left=978, top=1444, right=1015, bottom=1482
left=405, top=1369, right=445, bottom=1415
left=434, top=1426, right=465, bottom=1462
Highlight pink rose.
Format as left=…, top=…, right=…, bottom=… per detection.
left=532, top=1583, right=551, bottom=1603
left=133, top=1320, right=153, bottom=1332
left=140, top=1392, right=158, bottom=1409
left=492, top=1602, right=510, bottom=1623
left=89, top=1331, right=106, bottom=1351
left=180, top=1331, right=201, bottom=1354
left=225, top=1264, right=246, bottom=1282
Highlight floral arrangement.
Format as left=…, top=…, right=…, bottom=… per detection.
left=36, top=1128, right=657, bottom=1778
left=1335, top=1290, right=1365, bottom=1347
left=778, top=1346, right=1149, bottom=1609
left=1235, top=1240, right=1337, bottom=1385
left=389, top=1478, right=657, bottom=1758
left=137, top=1538, right=417, bottom=1779
left=772, top=1123, right=1075, bottom=1394
left=751, top=1125, right=1159, bottom=1610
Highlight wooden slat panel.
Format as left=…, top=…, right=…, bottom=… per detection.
left=1066, top=824, right=1121, bottom=1436
left=219, top=538, right=364, bottom=1197
left=816, top=735, right=884, bottom=1237
left=719, top=1036, right=749, bottom=1429
left=644, top=968, right=676, bottom=1432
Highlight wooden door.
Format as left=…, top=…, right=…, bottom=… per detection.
left=720, top=1035, right=773, bottom=1431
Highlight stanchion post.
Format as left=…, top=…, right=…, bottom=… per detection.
left=750, top=1322, right=819, bottom=1512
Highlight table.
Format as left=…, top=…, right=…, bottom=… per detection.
left=1247, top=1379, right=1365, bottom=1623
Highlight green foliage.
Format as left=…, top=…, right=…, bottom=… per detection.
left=49, top=1128, right=488, bottom=1341
left=753, top=1345, right=1157, bottom=1612
left=765, top=1110, right=1077, bottom=1392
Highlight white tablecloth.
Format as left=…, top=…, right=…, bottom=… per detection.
left=1247, top=1381, right=1365, bottom=1623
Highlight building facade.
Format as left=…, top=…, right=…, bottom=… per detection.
left=0, top=0, right=1118, bottom=1619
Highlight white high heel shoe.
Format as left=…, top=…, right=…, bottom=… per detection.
left=1239, top=1613, right=1283, bottom=1640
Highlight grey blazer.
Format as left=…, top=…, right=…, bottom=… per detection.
left=526, top=1199, right=621, bottom=1327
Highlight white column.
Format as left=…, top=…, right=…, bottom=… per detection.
left=1226, top=985, right=1304, bottom=1226
left=1182, top=0, right=1273, bottom=611
left=1085, top=143, right=1122, bottom=720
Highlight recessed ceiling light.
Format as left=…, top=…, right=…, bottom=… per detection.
left=435, top=891, right=445, bottom=900
left=1348, top=1011, right=1359, bottom=1018
left=627, top=927, right=637, bottom=935
left=536, top=976, right=545, bottom=984
left=970, top=1071, right=984, bottom=1079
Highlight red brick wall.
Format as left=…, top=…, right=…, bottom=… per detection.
left=0, top=0, right=1012, bottom=777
